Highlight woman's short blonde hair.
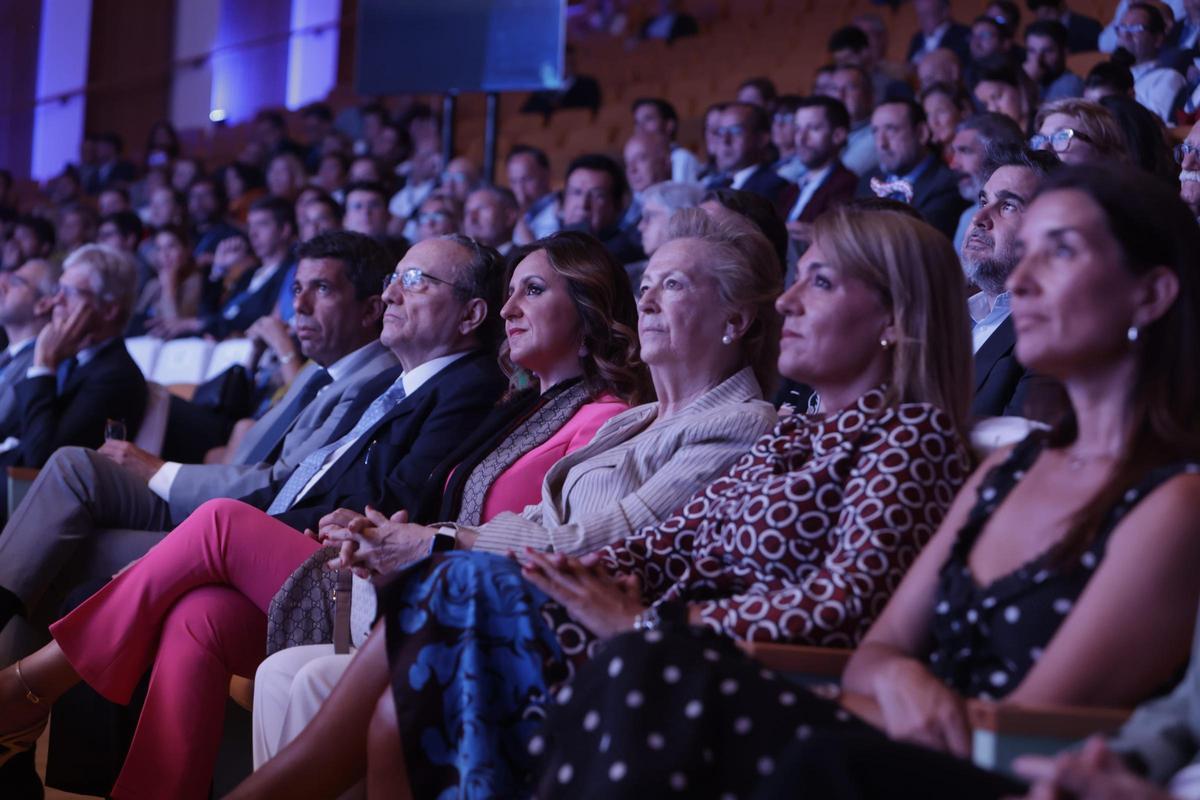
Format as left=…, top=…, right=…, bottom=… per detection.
left=663, top=209, right=783, bottom=395
left=812, top=206, right=972, bottom=437
left=1034, top=98, right=1128, bottom=162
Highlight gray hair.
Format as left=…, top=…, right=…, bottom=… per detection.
left=63, top=244, right=138, bottom=322
left=957, top=111, right=1025, bottom=151
left=641, top=181, right=705, bottom=213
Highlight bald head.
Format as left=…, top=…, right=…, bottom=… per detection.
left=623, top=132, right=672, bottom=194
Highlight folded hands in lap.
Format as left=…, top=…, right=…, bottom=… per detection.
left=520, top=549, right=645, bottom=639
left=313, top=506, right=434, bottom=577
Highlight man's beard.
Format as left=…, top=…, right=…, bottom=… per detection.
left=963, top=253, right=1012, bottom=296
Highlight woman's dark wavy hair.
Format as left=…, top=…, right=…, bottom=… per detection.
left=1036, top=165, right=1200, bottom=563
left=500, top=231, right=651, bottom=405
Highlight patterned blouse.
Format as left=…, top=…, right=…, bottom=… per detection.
left=928, top=433, right=1200, bottom=700
left=598, top=387, right=971, bottom=646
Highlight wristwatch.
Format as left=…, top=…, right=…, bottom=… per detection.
left=632, top=605, right=662, bottom=632
left=428, top=525, right=458, bottom=555
left=633, top=601, right=685, bottom=632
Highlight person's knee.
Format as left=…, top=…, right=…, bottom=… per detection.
left=50, top=446, right=99, bottom=482
left=297, top=653, right=353, bottom=698
left=160, top=586, right=257, bottom=656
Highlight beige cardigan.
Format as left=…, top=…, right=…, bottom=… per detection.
left=466, top=366, right=776, bottom=556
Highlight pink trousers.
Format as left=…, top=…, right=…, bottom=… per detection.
left=49, top=498, right=321, bottom=800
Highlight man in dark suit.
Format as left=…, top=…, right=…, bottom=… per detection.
left=238, top=235, right=508, bottom=532
left=0, top=259, right=60, bottom=442
left=907, top=0, right=972, bottom=65
left=0, top=232, right=501, bottom=647
left=784, top=96, right=861, bottom=250
left=962, top=144, right=1061, bottom=420
left=0, top=244, right=146, bottom=469
left=703, top=102, right=794, bottom=217
left=561, top=154, right=645, bottom=265
left=856, top=99, right=968, bottom=238
left=83, top=132, right=136, bottom=195
left=1029, top=0, right=1103, bottom=53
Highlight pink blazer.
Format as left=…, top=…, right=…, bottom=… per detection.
left=480, top=396, right=629, bottom=522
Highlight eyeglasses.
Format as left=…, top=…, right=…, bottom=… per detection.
left=1175, top=142, right=1200, bottom=164
left=1029, top=128, right=1092, bottom=153
left=383, top=267, right=463, bottom=294
left=1116, top=23, right=1148, bottom=35
left=418, top=211, right=453, bottom=225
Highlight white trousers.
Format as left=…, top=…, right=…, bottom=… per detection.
left=252, top=644, right=359, bottom=795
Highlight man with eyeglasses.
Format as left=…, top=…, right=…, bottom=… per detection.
left=0, top=235, right=508, bottom=791
left=1177, top=121, right=1200, bottom=219
left=1116, top=2, right=1187, bottom=122
left=701, top=102, right=793, bottom=216
left=0, top=259, right=60, bottom=446
left=0, top=245, right=145, bottom=469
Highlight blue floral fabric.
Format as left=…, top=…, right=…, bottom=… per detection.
left=380, top=551, right=568, bottom=799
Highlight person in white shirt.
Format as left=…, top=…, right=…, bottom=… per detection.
left=631, top=97, right=703, bottom=184
left=1100, top=0, right=1186, bottom=52
left=507, top=145, right=561, bottom=245
left=824, top=65, right=881, bottom=177
left=1117, top=2, right=1188, bottom=123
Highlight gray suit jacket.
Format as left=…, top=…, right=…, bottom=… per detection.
left=1109, top=605, right=1200, bottom=784
left=0, top=339, right=37, bottom=441
left=166, top=340, right=398, bottom=520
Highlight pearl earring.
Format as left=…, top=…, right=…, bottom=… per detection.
left=1127, top=325, right=1139, bottom=343
left=879, top=337, right=891, bottom=349
left=721, top=334, right=733, bottom=345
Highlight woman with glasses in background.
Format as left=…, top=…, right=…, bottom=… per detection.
left=1029, top=98, right=1128, bottom=167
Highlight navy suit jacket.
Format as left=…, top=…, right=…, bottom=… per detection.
left=856, top=156, right=968, bottom=239
left=2, top=338, right=147, bottom=468
left=971, top=315, right=1061, bottom=422
left=723, top=164, right=796, bottom=218
left=240, top=350, right=508, bottom=532
left=793, top=162, right=860, bottom=224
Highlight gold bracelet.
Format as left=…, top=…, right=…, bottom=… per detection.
left=15, top=660, right=42, bottom=705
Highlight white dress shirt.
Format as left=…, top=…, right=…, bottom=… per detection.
left=969, top=291, right=1012, bottom=354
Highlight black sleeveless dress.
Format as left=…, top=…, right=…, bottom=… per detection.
left=532, top=435, right=1200, bottom=800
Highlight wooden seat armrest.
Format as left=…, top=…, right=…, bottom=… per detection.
left=967, top=699, right=1132, bottom=740
left=738, top=641, right=852, bottom=678
left=6, top=467, right=39, bottom=482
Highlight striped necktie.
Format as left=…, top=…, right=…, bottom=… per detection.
left=266, top=378, right=406, bottom=514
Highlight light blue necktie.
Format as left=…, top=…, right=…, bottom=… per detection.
left=266, top=377, right=406, bottom=514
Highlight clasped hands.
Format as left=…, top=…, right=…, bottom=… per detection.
left=311, top=506, right=434, bottom=578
